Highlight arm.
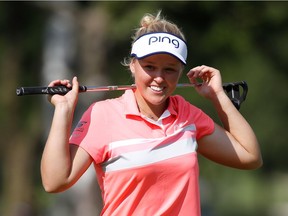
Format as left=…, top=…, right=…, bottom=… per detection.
left=187, top=65, right=262, bottom=169
left=41, top=77, right=93, bottom=193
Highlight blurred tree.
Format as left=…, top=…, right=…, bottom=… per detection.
left=39, top=2, right=108, bottom=216
left=0, top=2, right=48, bottom=215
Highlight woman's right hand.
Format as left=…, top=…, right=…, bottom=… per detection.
left=41, top=76, right=93, bottom=193
left=47, top=76, right=79, bottom=110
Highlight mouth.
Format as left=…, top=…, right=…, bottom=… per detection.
left=150, top=85, right=165, bottom=93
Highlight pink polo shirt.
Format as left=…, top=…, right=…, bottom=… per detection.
left=70, top=90, right=214, bottom=216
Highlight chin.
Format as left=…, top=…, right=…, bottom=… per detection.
left=148, top=97, right=168, bottom=106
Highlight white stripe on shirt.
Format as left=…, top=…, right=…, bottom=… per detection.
left=102, top=124, right=197, bottom=172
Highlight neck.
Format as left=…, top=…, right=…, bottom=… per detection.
left=138, top=106, right=159, bottom=121
left=137, top=100, right=169, bottom=121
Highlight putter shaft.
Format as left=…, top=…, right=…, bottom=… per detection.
left=16, top=83, right=200, bottom=96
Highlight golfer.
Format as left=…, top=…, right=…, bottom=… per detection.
left=41, top=12, right=262, bottom=215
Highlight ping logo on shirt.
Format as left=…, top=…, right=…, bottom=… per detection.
left=148, top=35, right=180, bottom=48
left=75, top=121, right=87, bottom=132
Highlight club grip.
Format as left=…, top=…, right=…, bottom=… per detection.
left=16, top=86, right=87, bottom=96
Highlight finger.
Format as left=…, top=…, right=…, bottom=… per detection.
left=187, top=68, right=200, bottom=78
left=187, top=66, right=201, bottom=74
left=186, top=70, right=197, bottom=83
left=71, top=76, right=79, bottom=93
left=200, top=71, right=212, bottom=82
left=48, top=80, right=60, bottom=87
left=60, top=79, right=71, bottom=87
left=48, top=79, right=71, bottom=88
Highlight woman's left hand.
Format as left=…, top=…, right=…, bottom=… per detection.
left=186, top=65, right=224, bottom=99
left=188, top=65, right=263, bottom=170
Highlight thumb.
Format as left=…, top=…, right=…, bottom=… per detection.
left=72, top=76, right=79, bottom=93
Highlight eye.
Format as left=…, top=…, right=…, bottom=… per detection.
left=164, top=67, right=177, bottom=74
left=144, top=65, right=155, bottom=71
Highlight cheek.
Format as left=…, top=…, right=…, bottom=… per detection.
left=133, top=67, right=151, bottom=83
left=176, top=70, right=183, bottom=81
left=134, top=72, right=150, bottom=86
left=168, top=72, right=182, bottom=84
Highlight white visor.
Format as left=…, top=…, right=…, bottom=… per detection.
left=131, top=32, right=187, bottom=65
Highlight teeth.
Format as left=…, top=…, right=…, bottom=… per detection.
left=150, top=86, right=164, bottom=92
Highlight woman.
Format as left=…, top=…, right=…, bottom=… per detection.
left=41, top=12, right=262, bottom=215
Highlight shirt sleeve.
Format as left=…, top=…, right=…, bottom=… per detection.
left=69, top=104, right=93, bottom=146
left=193, top=108, right=215, bottom=140
left=172, top=95, right=215, bottom=140
left=69, top=102, right=108, bottom=163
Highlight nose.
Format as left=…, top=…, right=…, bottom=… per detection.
left=153, top=70, right=165, bottom=83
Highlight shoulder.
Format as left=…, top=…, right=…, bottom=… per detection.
left=170, top=94, right=203, bottom=114
left=88, top=94, right=124, bottom=111
left=84, top=94, right=129, bottom=122
left=170, top=95, right=214, bottom=139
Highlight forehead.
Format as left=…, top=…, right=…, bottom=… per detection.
left=139, top=53, right=182, bottom=65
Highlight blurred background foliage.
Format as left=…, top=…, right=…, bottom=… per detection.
left=0, top=1, right=288, bottom=216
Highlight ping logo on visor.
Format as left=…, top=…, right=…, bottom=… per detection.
left=131, top=32, right=188, bottom=65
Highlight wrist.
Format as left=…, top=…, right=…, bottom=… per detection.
left=209, top=89, right=233, bottom=108
left=54, top=102, right=75, bottom=121
left=207, top=88, right=226, bottom=101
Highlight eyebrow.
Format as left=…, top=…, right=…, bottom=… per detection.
left=140, top=59, right=179, bottom=67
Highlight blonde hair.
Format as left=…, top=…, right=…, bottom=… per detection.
left=122, top=11, right=186, bottom=66
left=133, top=11, right=185, bottom=41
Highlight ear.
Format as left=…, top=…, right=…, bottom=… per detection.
left=129, top=59, right=136, bottom=75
